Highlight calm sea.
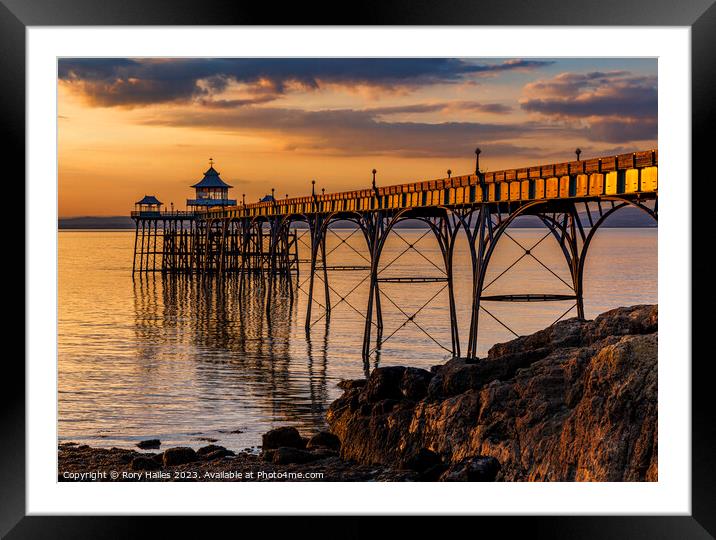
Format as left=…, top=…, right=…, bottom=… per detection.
left=58, top=227, right=657, bottom=451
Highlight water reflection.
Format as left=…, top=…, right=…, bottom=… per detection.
left=131, top=273, right=330, bottom=443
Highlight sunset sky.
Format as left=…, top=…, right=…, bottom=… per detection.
left=58, top=58, right=657, bottom=217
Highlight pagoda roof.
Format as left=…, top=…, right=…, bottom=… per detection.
left=260, top=194, right=276, bottom=202
left=191, top=165, right=233, bottom=188
left=135, top=195, right=162, bottom=205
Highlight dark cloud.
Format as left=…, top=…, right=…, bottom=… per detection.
left=520, top=70, right=657, bottom=142
left=197, top=96, right=278, bottom=108
left=580, top=118, right=657, bottom=143
left=366, top=101, right=512, bottom=116
left=58, top=58, right=554, bottom=107
left=142, top=105, right=554, bottom=158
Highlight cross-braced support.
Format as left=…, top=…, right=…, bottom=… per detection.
left=361, top=210, right=461, bottom=362
left=461, top=196, right=657, bottom=359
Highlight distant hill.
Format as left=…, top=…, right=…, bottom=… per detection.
left=58, top=206, right=656, bottom=230
left=59, top=216, right=136, bottom=229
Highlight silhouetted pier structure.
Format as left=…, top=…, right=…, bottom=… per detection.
left=131, top=149, right=658, bottom=360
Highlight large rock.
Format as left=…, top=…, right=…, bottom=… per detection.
left=196, top=444, right=226, bottom=457
left=136, top=439, right=161, bottom=450
left=262, top=426, right=306, bottom=450
left=306, top=431, right=341, bottom=451
left=204, top=449, right=235, bottom=460
left=400, top=368, right=433, bottom=401
left=162, top=447, right=197, bottom=467
left=327, top=305, right=658, bottom=482
left=364, top=366, right=406, bottom=402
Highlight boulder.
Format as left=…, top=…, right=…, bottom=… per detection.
left=262, top=426, right=305, bottom=450
left=204, top=449, right=235, bottom=460
left=306, top=431, right=341, bottom=451
left=136, top=439, right=161, bottom=450
left=364, top=366, right=406, bottom=402
left=197, top=444, right=226, bottom=457
left=162, top=447, right=197, bottom=467
left=399, top=368, right=433, bottom=401
left=337, top=379, right=367, bottom=391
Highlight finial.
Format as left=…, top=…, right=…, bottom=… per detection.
left=372, top=169, right=377, bottom=189
left=312, top=179, right=316, bottom=196
left=447, top=169, right=452, bottom=178
left=575, top=148, right=582, bottom=161
left=271, top=187, right=275, bottom=197
left=209, top=157, right=214, bottom=167
left=285, top=193, right=288, bottom=199
left=321, top=187, right=325, bottom=195
left=474, top=147, right=482, bottom=174
left=242, top=193, right=246, bottom=205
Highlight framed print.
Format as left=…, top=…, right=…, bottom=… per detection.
left=5, top=0, right=714, bottom=536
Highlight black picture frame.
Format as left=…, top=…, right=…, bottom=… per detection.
left=5, top=0, right=712, bottom=537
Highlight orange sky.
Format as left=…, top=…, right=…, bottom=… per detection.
left=58, top=58, right=657, bottom=217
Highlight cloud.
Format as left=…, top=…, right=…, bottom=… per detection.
left=366, top=101, right=513, bottom=116
left=58, top=58, right=554, bottom=107
left=519, top=70, right=657, bottom=142
left=581, top=118, right=658, bottom=143
left=141, top=105, right=553, bottom=158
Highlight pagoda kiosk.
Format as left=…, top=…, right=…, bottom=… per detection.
left=134, top=195, right=162, bottom=216
left=187, top=159, right=237, bottom=210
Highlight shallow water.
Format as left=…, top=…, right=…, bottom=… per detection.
left=58, top=227, right=656, bottom=451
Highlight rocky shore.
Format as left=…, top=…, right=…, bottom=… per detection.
left=58, top=431, right=417, bottom=481
left=59, top=305, right=657, bottom=482
left=328, top=304, right=658, bottom=481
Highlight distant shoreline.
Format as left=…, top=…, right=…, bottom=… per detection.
left=59, top=209, right=657, bottom=230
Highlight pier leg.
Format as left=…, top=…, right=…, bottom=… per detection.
left=305, top=219, right=320, bottom=331
left=468, top=207, right=490, bottom=359
left=374, top=282, right=383, bottom=336
left=320, top=232, right=331, bottom=320
left=445, top=221, right=460, bottom=358
left=362, top=215, right=381, bottom=362
left=140, top=219, right=147, bottom=273
left=568, top=209, right=585, bottom=320
left=152, top=219, right=158, bottom=272
left=132, top=219, right=139, bottom=275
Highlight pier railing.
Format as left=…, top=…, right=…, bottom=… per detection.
left=197, top=149, right=657, bottom=220
left=130, top=210, right=198, bottom=218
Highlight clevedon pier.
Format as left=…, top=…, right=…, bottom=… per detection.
left=131, top=148, right=658, bottom=362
